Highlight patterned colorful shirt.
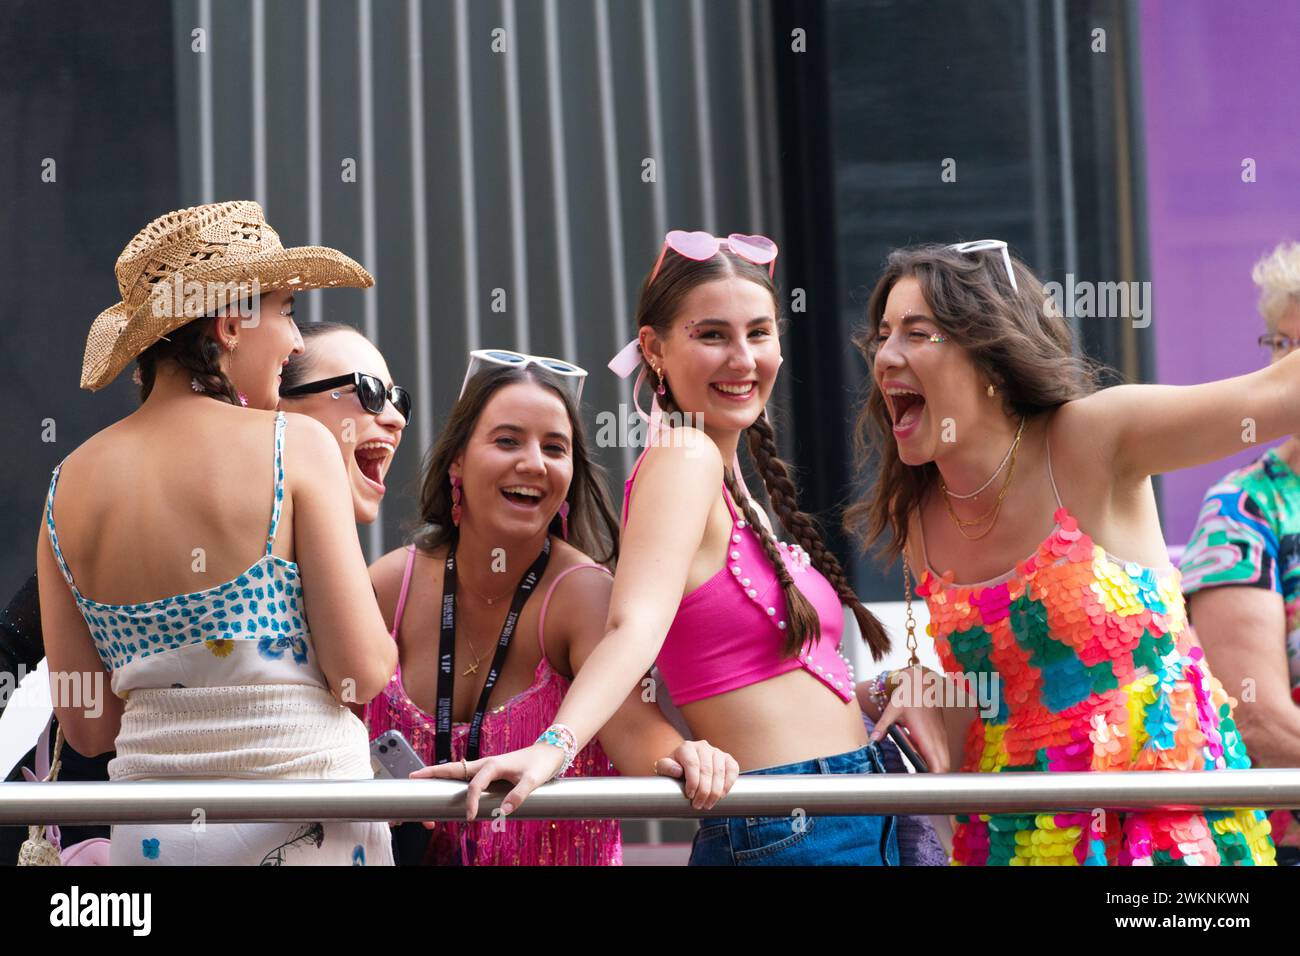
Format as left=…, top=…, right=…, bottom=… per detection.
left=1181, top=446, right=1300, bottom=850
left=1180, top=448, right=1300, bottom=702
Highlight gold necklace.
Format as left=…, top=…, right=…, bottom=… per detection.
left=942, top=448, right=1020, bottom=527
left=451, top=594, right=491, bottom=676
left=939, top=421, right=1026, bottom=540
left=457, top=573, right=514, bottom=606
left=460, top=637, right=485, bottom=677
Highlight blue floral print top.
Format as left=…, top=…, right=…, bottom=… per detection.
left=44, top=411, right=328, bottom=697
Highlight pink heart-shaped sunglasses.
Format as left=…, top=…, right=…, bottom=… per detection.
left=648, top=230, right=779, bottom=284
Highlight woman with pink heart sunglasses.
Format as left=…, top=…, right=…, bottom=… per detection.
left=647, top=230, right=779, bottom=284
left=420, top=230, right=951, bottom=865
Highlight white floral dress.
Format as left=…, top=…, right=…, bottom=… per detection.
left=45, top=411, right=392, bottom=865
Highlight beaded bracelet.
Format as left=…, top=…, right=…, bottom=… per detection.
left=535, top=723, right=577, bottom=778
left=865, top=670, right=892, bottom=715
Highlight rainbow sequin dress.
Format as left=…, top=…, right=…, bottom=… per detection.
left=915, top=452, right=1275, bottom=866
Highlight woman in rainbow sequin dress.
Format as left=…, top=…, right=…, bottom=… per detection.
left=845, top=242, right=1277, bottom=866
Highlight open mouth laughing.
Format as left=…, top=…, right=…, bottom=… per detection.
left=354, top=439, right=395, bottom=492
left=883, top=382, right=927, bottom=438
left=500, top=484, right=545, bottom=509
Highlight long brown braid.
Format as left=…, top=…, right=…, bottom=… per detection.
left=136, top=314, right=242, bottom=406
left=743, top=412, right=890, bottom=659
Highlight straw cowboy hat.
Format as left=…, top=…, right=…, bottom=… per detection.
left=82, top=200, right=373, bottom=391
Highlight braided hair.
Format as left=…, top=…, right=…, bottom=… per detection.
left=135, top=315, right=242, bottom=406
left=635, top=248, right=890, bottom=661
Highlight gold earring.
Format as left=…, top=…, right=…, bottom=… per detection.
left=986, top=383, right=995, bottom=398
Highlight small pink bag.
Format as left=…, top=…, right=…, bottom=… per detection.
left=16, top=718, right=111, bottom=866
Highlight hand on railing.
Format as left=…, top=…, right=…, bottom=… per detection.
left=410, top=743, right=561, bottom=822
left=651, top=739, right=739, bottom=811
left=409, top=738, right=739, bottom=822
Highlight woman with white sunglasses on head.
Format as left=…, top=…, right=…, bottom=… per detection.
left=374, top=350, right=737, bottom=865
left=844, top=240, right=1276, bottom=865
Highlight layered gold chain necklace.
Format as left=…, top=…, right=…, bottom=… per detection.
left=939, top=417, right=1026, bottom=540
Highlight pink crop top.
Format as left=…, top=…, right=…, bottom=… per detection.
left=621, top=450, right=856, bottom=706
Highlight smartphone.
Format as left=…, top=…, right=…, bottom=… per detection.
left=886, top=725, right=930, bottom=773
left=369, top=729, right=427, bottom=779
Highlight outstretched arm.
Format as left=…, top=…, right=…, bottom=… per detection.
left=1069, top=350, right=1300, bottom=481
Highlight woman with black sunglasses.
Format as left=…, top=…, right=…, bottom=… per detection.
left=279, top=323, right=410, bottom=526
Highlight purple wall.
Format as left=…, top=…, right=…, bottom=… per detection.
left=1139, top=0, right=1300, bottom=548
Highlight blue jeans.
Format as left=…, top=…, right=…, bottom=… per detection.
left=687, top=744, right=899, bottom=866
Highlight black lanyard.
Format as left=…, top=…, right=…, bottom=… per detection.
left=433, top=538, right=552, bottom=766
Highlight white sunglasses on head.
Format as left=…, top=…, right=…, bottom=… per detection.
left=948, top=239, right=1019, bottom=293
left=459, top=349, right=588, bottom=402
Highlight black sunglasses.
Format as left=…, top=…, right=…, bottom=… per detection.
left=280, top=373, right=412, bottom=423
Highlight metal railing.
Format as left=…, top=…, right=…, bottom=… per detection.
left=4, top=769, right=1300, bottom=825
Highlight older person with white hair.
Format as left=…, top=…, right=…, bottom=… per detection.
left=1181, top=240, right=1300, bottom=864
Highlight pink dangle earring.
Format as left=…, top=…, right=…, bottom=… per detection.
left=450, top=475, right=463, bottom=527
left=653, top=363, right=666, bottom=396
left=558, top=501, right=570, bottom=539
left=238, top=392, right=249, bottom=407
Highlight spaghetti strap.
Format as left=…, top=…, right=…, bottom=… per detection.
left=913, top=508, right=936, bottom=578
left=720, top=482, right=744, bottom=525
left=537, top=563, right=613, bottom=657
left=391, top=544, right=418, bottom=638
left=1045, top=431, right=1064, bottom=509
left=44, top=461, right=79, bottom=596
left=265, top=411, right=288, bottom=555
left=620, top=446, right=653, bottom=526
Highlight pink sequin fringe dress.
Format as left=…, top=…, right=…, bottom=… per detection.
left=366, top=548, right=623, bottom=865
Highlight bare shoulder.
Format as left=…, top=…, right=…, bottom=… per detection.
left=544, top=539, right=614, bottom=609
left=369, top=544, right=416, bottom=609
left=1048, top=391, right=1128, bottom=467
left=540, top=540, right=614, bottom=663
left=279, top=411, right=346, bottom=488
left=1039, top=398, right=1117, bottom=488
left=634, top=425, right=724, bottom=488
left=55, top=415, right=136, bottom=476
left=280, top=410, right=340, bottom=458
left=370, top=542, right=443, bottom=629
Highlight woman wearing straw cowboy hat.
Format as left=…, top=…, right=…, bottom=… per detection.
left=37, top=201, right=398, bottom=865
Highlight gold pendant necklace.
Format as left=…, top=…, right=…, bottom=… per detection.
left=453, top=593, right=491, bottom=676
left=460, top=626, right=486, bottom=677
